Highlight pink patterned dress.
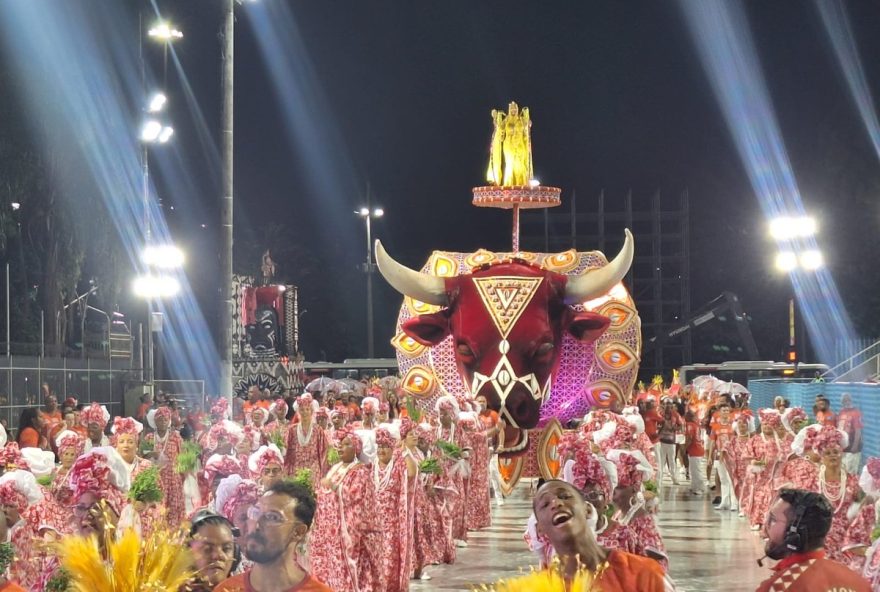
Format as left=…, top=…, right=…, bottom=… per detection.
left=844, top=500, right=875, bottom=573
left=803, top=468, right=861, bottom=563
left=777, top=455, right=818, bottom=490
left=310, top=461, right=385, bottom=591
left=746, top=434, right=785, bottom=527
left=466, top=428, right=491, bottom=531
left=728, top=435, right=753, bottom=505
left=412, top=463, right=455, bottom=569
left=144, top=429, right=185, bottom=524
left=11, top=492, right=75, bottom=590
left=284, top=420, right=329, bottom=480
left=435, top=423, right=469, bottom=543
left=628, top=512, right=668, bottom=572
left=374, top=450, right=416, bottom=592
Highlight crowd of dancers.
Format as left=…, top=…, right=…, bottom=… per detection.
left=0, top=377, right=879, bottom=590
left=0, top=385, right=505, bottom=591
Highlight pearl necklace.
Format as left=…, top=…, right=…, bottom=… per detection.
left=326, top=460, right=357, bottom=491
left=818, top=464, right=847, bottom=512
left=616, top=495, right=644, bottom=526
left=374, top=457, right=395, bottom=490
left=297, top=421, right=314, bottom=446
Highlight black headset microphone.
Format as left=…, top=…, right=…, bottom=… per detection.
left=756, top=504, right=808, bottom=568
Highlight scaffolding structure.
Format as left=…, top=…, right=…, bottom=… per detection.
left=521, top=190, right=691, bottom=380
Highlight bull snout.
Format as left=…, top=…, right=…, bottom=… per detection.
left=498, top=383, right=541, bottom=430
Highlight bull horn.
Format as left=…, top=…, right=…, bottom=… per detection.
left=564, top=229, right=634, bottom=305
left=374, top=240, right=448, bottom=306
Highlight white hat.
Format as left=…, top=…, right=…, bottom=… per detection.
left=20, top=448, right=56, bottom=478
left=791, top=424, right=822, bottom=457
left=606, top=448, right=655, bottom=482
left=247, top=444, right=284, bottom=474
left=0, top=469, right=43, bottom=505
left=434, top=395, right=459, bottom=414
left=146, top=409, right=157, bottom=430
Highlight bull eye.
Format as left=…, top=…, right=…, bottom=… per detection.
left=534, top=342, right=554, bottom=360
left=457, top=343, right=475, bottom=360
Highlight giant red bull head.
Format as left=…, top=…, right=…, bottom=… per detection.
left=375, top=230, right=634, bottom=455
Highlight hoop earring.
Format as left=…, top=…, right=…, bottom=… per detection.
left=629, top=495, right=638, bottom=508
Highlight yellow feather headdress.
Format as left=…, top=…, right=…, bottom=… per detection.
left=56, top=527, right=194, bottom=592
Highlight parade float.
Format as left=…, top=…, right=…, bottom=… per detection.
left=376, top=102, right=641, bottom=491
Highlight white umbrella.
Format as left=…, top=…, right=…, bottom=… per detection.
left=305, top=376, right=335, bottom=392
left=716, top=381, right=749, bottom=396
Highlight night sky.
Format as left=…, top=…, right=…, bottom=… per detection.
left=9, top=1, right=880, bottom=367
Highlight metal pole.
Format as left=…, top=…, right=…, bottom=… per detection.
left=219, top=0, right=235, bottom=398
left=143, top=145, right=150, bottom=243
left=512, top=204, right=520, bottom=252
left=366, top=214, right=374, bottom=358
left=138, top=322, right=145, bottom=382
left=148, top=307, right=154, bottom=389
left=40, top=310, right=44, bottom=358
left=5, top=263, right=8, bottom=358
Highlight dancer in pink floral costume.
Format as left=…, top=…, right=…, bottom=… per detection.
left=144, top=406, right=185, bottom=524
left=285, top=393, right=328, bottom=479
left=310, top=428, right=384, bottom=591
left=464, top=412, right=491, bottom=531
left=373, top=424, right=418, bottom=592
left=607, top=448, right=668, bottom=571
left=745, top=409, right=786, bottom=530
left=844, top=458, right=880, bottom=574
left=809, top=425, right=861, bottom=564
left=111, top=416, right=151, bottom=481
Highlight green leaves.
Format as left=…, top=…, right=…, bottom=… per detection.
left=175, top=440, right=202, bottom=474
left=418, top=458, right=441, bottom=475
left=129, top=466, right=163, bottom=504
left=436, top=440, right=462, bottom=460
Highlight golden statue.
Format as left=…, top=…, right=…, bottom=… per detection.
left=486, top=101, right=533, bottom=187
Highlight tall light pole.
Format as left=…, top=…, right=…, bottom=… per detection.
left=134, top=246, right=184, bottom=390
left=356, top=202, right=384, bottom=358
left=219, top=0, right=235, bottom=398
left=770, top=215, right=823, bottom=364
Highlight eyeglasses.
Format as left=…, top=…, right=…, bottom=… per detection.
left=246, top=507, right=293, bottom=527
left=73, top=502, right=100, bottom=517
left=261, top=466, right=283, bottom=476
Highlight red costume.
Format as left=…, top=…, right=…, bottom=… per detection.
left=755, top=550, right=870, bottom=592
left=310, top=430, right=384, bottom=592
left=373, top=428, right=416, bottom=592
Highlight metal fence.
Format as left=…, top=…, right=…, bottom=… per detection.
left=748, top=379, right=880, bottom=464
left=0, top=356, right=141, bottom=432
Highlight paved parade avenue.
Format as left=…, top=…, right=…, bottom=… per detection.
left=412, top=481, right=768, bottom=591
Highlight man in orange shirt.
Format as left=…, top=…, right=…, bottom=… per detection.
left=524, top=479, right=672, bottom=591
left=214, top=480, right=332, bottom=592
left=38, top=394, right=61, bottom=446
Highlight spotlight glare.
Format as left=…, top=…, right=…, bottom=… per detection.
left=794, top=216, right=817, bottom=237
left=157, top=126, right=174, bottom=143
left=358, top=207, right=369, bottom=216
left=141, top=120, right=162, bottom=142
left=133, top=274, right=181, bottom=298
left=373, top=208, right=384, bottom=217
left=800, top=250, right=824, bottom=271
left=148, top=93, right=167, bottom=113
left=148, top=22, right=183, bottom=41
left=10, top=202, right=20, bottom=211
left=775, top=251, right=798, bottom=272
left=529, top=178, right=540, bottom=188
left=769, top=216, right=817, bottom=240
left=142, top=244, right=185, bottom=269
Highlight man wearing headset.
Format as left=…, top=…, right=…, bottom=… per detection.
left=756, top=488, right=870, bottom=591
